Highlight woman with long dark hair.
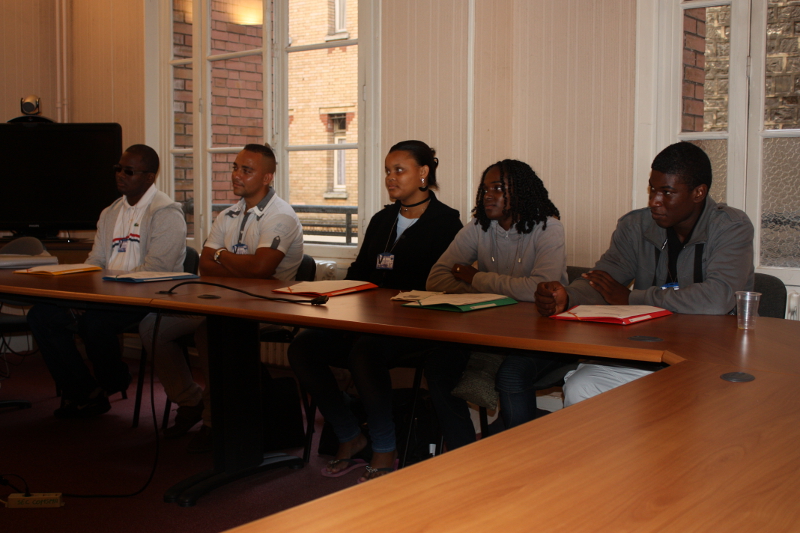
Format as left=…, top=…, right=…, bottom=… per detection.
left=288, top=140, right=462, bottom=482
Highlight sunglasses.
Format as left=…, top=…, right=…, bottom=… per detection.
left=114, top=164, right=154, bottom=177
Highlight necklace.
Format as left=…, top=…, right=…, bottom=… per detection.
left=400, top=195, right=431, bottom=212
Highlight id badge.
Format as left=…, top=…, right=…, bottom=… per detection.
left=376, top=252, right=394, bottom=270
left=233, top=243, right=249, bottom=255
left=118, top=239, right=127, bottom=253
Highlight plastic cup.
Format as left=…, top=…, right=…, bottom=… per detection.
left=736, top=291, right=761, bottom=330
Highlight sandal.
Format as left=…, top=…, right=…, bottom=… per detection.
left=356, top=458, right=399, bottom=484
left=321, top=458, right=367, bottom=478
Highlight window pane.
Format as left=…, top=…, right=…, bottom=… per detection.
left=288, top=151, right=359, bottom=245
left=211, top=153, right=239, bottom=218
left=689, top=139, right=727, bottom=203
left=211, top=57, right=264, bottom=147
left=287, top=47, right=358, bottom=147
left=210, top=0, right=263, bottom=55
left=764, top=0, right=800, bottom=130
left=289, top=0, right=357, bottom=46
left=174, top=64, right=193, bottom=149
left=173, top=0, right=192, bottom=59
left=682, top=5, right=730, bottom=132
left=174, top=154, right=194, bottom=238
left=761, top=137, right=800, bottom=268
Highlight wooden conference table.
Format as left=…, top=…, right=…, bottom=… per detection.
left=2, top=271, right=800, bottom=529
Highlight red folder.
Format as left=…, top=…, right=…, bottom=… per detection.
left=551, top=305, right=672, bottom=325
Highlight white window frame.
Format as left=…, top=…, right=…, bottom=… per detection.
left=274, top=0, right=380, bottom=260
left=634, top=0, right=800, bottom=287
left=333, top=134, right=347, bottom=191
left=145, top=0, right=381, bottom=261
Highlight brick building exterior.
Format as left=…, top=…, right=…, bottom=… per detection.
left=171, top=0, right=358, bottom=239
left=683, top=2, right=800, bottom=133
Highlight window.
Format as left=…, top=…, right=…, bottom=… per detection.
left=279, top=0, right=362, bottom=247
left=334, top=0, right=347, bottom=34
left=328, top=113, right=348, bottom=193
left=636, top=0, right=800, bottom=287
left=148, top=0, right=379, bottom=257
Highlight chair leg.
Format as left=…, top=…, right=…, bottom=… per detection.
left=162, top=399, right=172, bottom=430
left=131, top=346, right=147, bottom=428
left=301, top=384, right=316, bottom=463
left=479, top=406, right=489, bottom=439
left=400, top=364, right=425, bottom=468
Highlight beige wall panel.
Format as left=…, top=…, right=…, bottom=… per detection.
left=473, top=0, right=513, bottom=189
left=69, top=0, right=145, bottom=148
left=381, top=0, right=470, bottom=219
left=511, top=0, right=636, bottom=269
left=0, top=1, right=58, bottom=121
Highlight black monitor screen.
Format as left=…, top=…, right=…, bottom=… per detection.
left=0, top=122, right=122, bottom=238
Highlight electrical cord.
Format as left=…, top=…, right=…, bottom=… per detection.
left=0, top=474, right=29, bottom=495
left=157, top=281, right=329, bottom=306
left=62, top=312, right=163, bottom=499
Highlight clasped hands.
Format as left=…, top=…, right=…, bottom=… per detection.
left=535, top=270, right=630, bottom=316
left=451, top=263, right=478, bottom=284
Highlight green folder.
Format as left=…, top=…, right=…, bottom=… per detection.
left=403, top=296, right=517, bottom=312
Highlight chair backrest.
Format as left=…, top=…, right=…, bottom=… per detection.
left=295, top=254, right=316, bottom=281
left=0, top=236, right=45, bottom=256
left=567, top=266, right=591, bottom=284
left=184, top=246, right=200, bottom=275
left=753, top=273, right=787, bottom=318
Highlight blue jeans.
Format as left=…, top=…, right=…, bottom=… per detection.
left=426, top=348, right=570, bottom=450
left=495, top=354, right=566, bottom=429
left=288, top=329, right=430, bottom=454
left=27, top=303, right=146, bottom=401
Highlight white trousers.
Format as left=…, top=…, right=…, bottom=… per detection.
left=563, top=362, right=655, bottom=407
left=139, top=313, right=211, bottom=425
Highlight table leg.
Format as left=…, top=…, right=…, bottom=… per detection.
left=164, top=314, right=303, bottom=506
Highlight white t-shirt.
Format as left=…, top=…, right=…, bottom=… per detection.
left=107, top=184, right=158, bottom=271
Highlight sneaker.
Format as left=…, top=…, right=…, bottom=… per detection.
left=54, top=395, right=111, bottom=419
left=163, top=401, right=204, bottom=439
left=186, top=425, right=213, bottom=454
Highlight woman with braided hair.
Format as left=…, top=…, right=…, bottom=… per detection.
left=425, top=159, right=569, bottom=450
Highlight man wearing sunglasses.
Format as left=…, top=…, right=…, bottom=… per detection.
left=28, top=144, right=187, bottom=418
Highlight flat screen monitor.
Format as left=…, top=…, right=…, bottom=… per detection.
left=0, top=122, right=122, bottom=239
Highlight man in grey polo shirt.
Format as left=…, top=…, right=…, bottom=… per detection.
left=139, top=143, right=303, bottom=453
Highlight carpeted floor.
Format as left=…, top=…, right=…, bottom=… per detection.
left=0, top=351, right=359, bottom=533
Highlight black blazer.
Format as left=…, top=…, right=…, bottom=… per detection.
left=346, top=192, right=462, bottom=290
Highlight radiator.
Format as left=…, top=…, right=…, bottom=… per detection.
left=788, top=290, right=800, bottom=321
left=261, top=339, right=290, bottom=367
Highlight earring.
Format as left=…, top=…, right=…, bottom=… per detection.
left=418, top=178, right=428, bottom=192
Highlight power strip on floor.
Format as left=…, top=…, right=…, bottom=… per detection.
left=6, top=493, right=64, bottom=508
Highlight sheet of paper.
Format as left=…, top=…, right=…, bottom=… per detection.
left=15, top=263, right=100, bottom=274
left=110, top=271, right=193, bottom=280
left=411, top=293, right=508, bottom=307
left=558, top=305, right=667, bottom=319
left=391, top=290, right=444, bottom=301
left=281, top=280, right=367, bottom=293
